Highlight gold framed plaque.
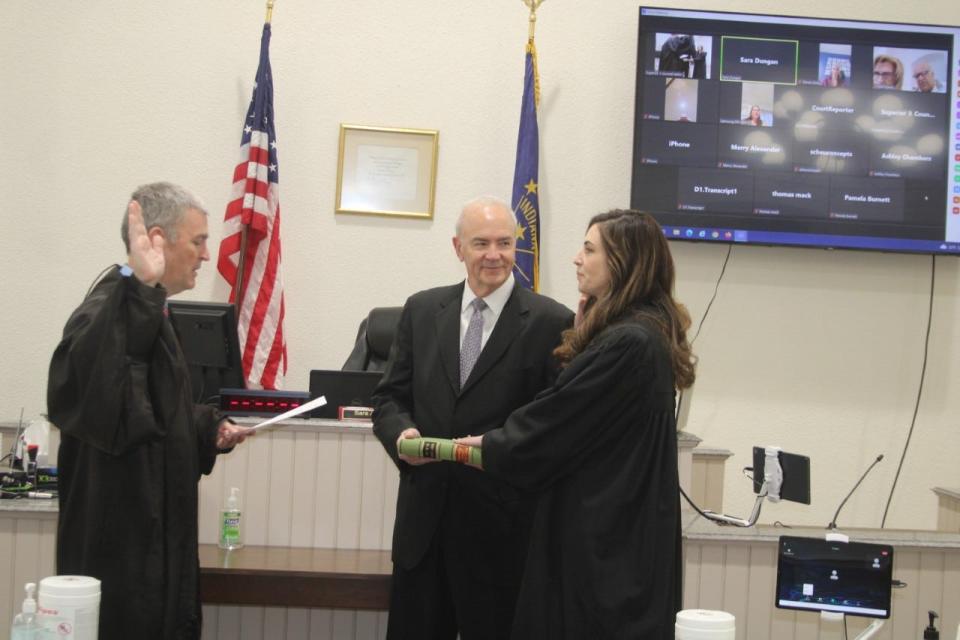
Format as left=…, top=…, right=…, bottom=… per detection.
left=335, top=124, right=439, bottom=219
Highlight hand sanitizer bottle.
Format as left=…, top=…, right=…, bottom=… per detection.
left=219, top=487, right=243, bottom=550
left=10, top=582, right=39, bottom=639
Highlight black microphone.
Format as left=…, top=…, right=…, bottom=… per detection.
left=827, top=454, right=884, bottom=530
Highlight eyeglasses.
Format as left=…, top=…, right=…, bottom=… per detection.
left=873, top=71, right=895, bottom=78
left=912, top=69, right=932, bottom=79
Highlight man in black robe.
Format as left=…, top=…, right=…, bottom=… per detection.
left=658, top=34, right=696, bottom=74
left=48, top=182, right=250, bottom=640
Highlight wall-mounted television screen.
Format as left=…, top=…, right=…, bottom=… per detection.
left=632, top=7, right=960, bottom=254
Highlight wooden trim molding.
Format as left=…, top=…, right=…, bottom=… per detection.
left=198, top=545, right=392, bottom=610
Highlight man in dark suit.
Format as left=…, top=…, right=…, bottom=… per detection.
left=373, top=196, right=573, bottom=640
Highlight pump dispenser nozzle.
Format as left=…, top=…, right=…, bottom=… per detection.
left=21, top=582, right=36, bottom=615
left=10, top=582, right=39, bottom=638
left=924, top=610, right=940, bottom=640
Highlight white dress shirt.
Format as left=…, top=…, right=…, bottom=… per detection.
left=459, top=274, right=516, bottom=351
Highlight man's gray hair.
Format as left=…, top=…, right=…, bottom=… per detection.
left=455, top=195, right=512, bottom=237
left=912, top=52, right=939, bottom=69
left=120, top=182, right=208, bottom=252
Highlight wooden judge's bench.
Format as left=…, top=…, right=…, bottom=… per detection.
left=1, top=419, right=958, bottom=640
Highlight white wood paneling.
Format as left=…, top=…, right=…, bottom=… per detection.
left=197, top=425, right=396, bottom=551
left=314, top=433, right=343, bottom=548
left=290, top=431, right=320, bottom=548
left=335, top=434, right=365, bottom=548
left=0, top=510, right=58, bottom=640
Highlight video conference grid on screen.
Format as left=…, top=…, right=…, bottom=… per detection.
left=632, top=8, right=960, bottom=254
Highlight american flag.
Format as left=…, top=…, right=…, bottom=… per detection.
left=217, top=23, right=287, bottom=390
left=511, top=37, right=541, bottom=291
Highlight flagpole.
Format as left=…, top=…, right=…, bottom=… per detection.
left=522, top=0, right=543, bottom=107
left=513, top=0, right=544, bottom=292
left=523, top=0, right=544, bottom=40
left=220, top=0, right=286, bottom=388
left=235, top=0, right=275, bottom=315
left=234, top=2, right=273, bottom=318
left=235, top=236, right=248, bottom=315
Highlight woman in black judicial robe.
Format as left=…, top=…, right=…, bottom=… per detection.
left=459, top=210, right=697, bottom=639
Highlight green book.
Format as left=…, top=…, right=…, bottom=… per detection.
left=397, top=437, right=482, bottom=466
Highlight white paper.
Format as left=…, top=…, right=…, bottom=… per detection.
left=355, top=144, right=419, bottom=200
left=248, top=395, right=327, bottom=432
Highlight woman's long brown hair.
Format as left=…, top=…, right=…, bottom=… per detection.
left=554, top=210, right=696, bottom=389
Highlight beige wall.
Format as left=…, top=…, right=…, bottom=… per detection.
left=2, top=0, right=959, bottom=534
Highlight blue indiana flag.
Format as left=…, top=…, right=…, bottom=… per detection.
left=511, top=40, right=540, bottom=291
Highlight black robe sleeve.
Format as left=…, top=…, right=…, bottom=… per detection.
left=195, top=404, right=223, bottom=475
left=482, top=323, right=665, bottom=490
left=48, top=270, right=170, bottom=455
left=48, top=269, right=226, bottom=464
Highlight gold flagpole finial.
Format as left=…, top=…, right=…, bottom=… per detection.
left=521, top=0, right=544, bottom=106
left=522, top=0, right=544, bottom=40
left=265, top=0, right=275, bottom=24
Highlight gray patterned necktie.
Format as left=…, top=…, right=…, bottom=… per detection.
left=460, top=298, right=487, bottom=387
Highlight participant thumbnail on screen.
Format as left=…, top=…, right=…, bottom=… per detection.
left=776, top=85, right=859, bottom=134
left=640, top=77, right=719, bottom=123
left=740, top=82, right=775, bottom=127
left=818, top=43, right=852, bottom=88
left=638, top=121, right=718, bottom=168
left=754, top=172, right=830, bottom=218
left=718, top=81, right=775, bottom=126
left=654, top=33, right=712, bottom=79
left=829, top=175, right=906, bottom=222
left=867, top=91, right=946, bottom=138
left=665, top=79, right=699, bottom=122
left=873, top=47, right=948, bottom=93
left=717, top=126, right=791, bottom=170
left=677, top=168, right=755, bottom=213
left=793, top=129, right=869, bottom=175
left=720, top=36, right=799, bottom=84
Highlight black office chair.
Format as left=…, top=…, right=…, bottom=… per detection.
left=342, top=306, right=403, bottom=372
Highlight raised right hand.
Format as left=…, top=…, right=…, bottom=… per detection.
left=127, top=200, right=165, bottom=287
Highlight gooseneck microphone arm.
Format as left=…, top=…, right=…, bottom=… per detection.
left=827, top=454, right=884, bottom=530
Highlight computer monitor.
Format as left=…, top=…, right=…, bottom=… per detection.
left=776, top=535, right=894, bottom=618
left=167, top=301, right=245, bottom=404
